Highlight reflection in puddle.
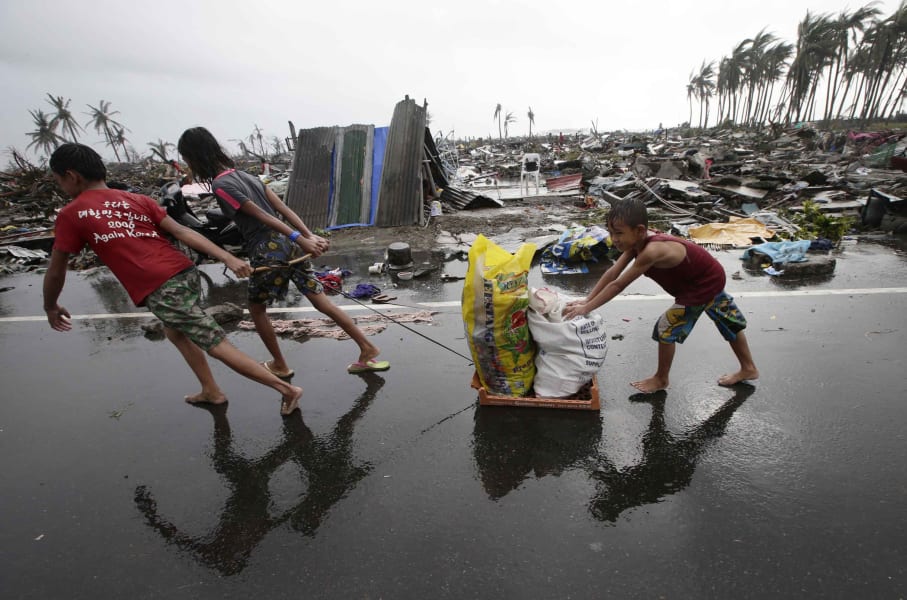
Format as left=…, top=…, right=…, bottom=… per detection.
left=473, top=409, right=602, bottom=500
left=589, top=386, right=754, bottom=522
left=134, top=373, right=384, bottom=575
left=472, top=385, right=754, bottom=523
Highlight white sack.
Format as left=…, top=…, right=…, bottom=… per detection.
left=527, top=288, right=607, bottom=398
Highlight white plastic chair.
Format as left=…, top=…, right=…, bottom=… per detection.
left=520, top=153, right=541, bottom=195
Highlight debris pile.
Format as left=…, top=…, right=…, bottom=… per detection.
left=443, top=124, right=907, bottom=241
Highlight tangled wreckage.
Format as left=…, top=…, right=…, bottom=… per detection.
left=2, top=98, right=906, bottom=275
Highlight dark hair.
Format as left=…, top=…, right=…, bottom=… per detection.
left=49, top=143, right=106, bottom=181
left=607, top=198, right=648, bottom=229
left=177, top=127, right=234, bottom=184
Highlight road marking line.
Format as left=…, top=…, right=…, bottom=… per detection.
left=3, top=287, right=906, bottom=323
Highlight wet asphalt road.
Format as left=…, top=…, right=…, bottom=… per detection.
left=1, top=236, right=906, bottom=599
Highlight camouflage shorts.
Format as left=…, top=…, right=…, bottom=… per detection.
left=144, top=268, right=226, bottom=351
left=248, top=231, right=324, bottom=305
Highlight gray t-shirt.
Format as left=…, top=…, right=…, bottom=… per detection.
left=211, top=169, right=277, bottom=251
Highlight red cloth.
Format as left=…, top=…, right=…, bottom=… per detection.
left=316, top=273, right=342, bottom=293
left=639, top=233, right=725, bottom=305
left=53, top=189, right=193, bottom=305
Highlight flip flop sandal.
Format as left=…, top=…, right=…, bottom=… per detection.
left=262, top=361, right=295, bottom=379
left=371, top=294, right=397, bottom=304
left=347, top=359, right=391, bottom=373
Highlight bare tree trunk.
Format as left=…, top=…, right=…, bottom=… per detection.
left=880, top=65, right=907, bottom=118
left=835, top=73, right=856, bottom=120
left=850, top=74, right=867, bottom=119
left=824, top=56, right=842, bottom=122
left=869, top=40, right=904, bottom=120
left=104, top=125, right=122, bottom=162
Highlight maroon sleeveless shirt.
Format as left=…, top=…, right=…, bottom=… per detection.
left=637, top=233, right=726, bottom=305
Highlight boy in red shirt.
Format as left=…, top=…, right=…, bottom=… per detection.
left=564, top=198, right=758, bottom=393
left=43, top=143, right=304, bottom=416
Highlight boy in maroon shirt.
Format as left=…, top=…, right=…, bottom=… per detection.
left=564, top=198, right=758, bottom=393
left=43, top=143, right=304, bottom=416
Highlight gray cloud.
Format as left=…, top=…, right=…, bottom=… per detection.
left=2, top=0, right=900, bottom=160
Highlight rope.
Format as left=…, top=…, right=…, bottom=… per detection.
left=333, top=287, right=474, bottom=364
left=245, top=253, right=474, bottom=364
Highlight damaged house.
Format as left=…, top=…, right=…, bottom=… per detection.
left=284, top=95, right=498, bottom=231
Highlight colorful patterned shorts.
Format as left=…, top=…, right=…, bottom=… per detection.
left=248, top=231, right=324, bottom=305
left=144, top=268, right=226, bottom=351
left=652, top=291, right=747, bottom=344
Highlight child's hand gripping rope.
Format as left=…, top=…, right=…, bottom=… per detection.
left=250, top=253, right=313, bottom=275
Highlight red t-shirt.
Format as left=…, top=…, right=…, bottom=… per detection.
left=638, top=233, right=726, bottom=306
left=53, top=189, right=194, bottom=306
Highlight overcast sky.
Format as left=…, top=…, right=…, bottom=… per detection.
left=1, top=0, right=901, bottom=161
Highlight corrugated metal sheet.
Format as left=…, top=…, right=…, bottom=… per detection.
left=331, top=124, right=373, bottom=227
left=285, top=127, right=337, bottom=229
left=423, top=129, right=449, bottom=189
left=376, top=97, right=427, bottom=227
left=440, top=187, right=503, bottom=211
left=545, top=173, right=583, bottom=192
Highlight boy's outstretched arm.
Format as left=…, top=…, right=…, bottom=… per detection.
left=574, top=250, right=633, bottom=304
left=237, top=200, right=326, bottom=258
left=43, top=249, right=73, bottom=331
left=563, top=250, right=654, bottom=319
left=159, top=217, right=252, bottom=278
left=263, top=186, right=330, bottom=251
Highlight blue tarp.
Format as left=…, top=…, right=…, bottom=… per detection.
left=741, top=240, right=813, bottom=264
left=370, top=127, right=388, bottom=225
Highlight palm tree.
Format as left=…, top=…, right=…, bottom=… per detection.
left=271, top=136, right=284, bottom=155
left=693, top=60, right=716, bottom=128
left=785, top=11, right=836, bottom=123
left=493, top=103, right=503, bottom=141
left=527, top=106, right=535, bottom=138
left=503, top=112, right=517, bottom=138
left=147, top=139, right=174, bottom=163
left=26, top=109, right=64, bottom=157
left=686, top=76, right=697, bottom=127
left=817, top=5, right=881, bottom=121
left=46, top=94, right=83, bottom=142
left=110, top=126, right=130, bottom=162
left=741, top=30, right=777, bottom=126
left=85, top=100, right=125, bottom=162
left=755, top=42, right=793, bottom=126
left=858, top=3, right=907, bottom=121
left=252, top=124, right=265, bottom=156
left=715, top=57, right=731, bottom=124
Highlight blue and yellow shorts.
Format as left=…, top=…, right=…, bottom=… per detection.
left=652, top=291, right=747, bottom=344
left=248, top=231, right=324, bottom=305
left=144, top=268, right=226, bottom=351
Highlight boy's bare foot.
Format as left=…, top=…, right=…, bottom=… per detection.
left=184, top=391, right=227, bottom=405
left=631, top=376, right=669, bottom=394
left=280, top=386, right=303, bottom=416
left=718, top=368, right=759, bottom=386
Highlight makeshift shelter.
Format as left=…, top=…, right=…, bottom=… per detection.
left=284, top=96, right=451, bottom=230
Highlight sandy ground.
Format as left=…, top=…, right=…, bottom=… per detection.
left=326, top=193, right=588, bottom=254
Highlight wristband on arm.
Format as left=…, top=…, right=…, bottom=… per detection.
left=289, top=230, right=302, bottom=242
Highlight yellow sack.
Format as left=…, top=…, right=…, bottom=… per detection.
left=462, top=235, right=537, bottom=396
